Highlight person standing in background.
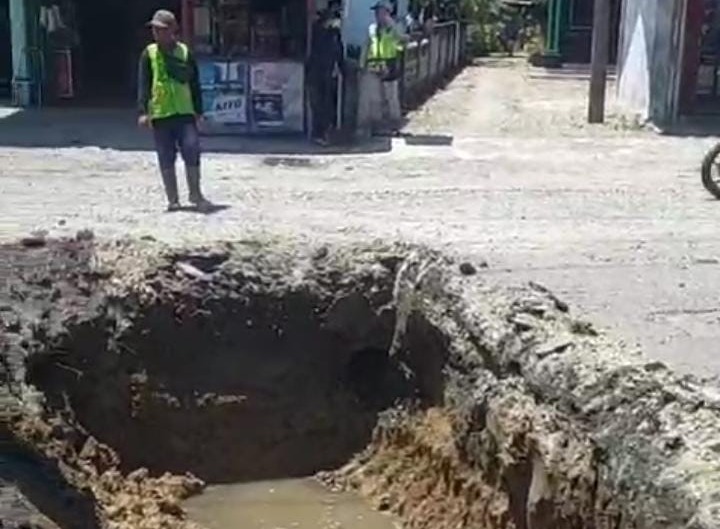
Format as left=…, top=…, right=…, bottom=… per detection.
left=361, top=0, right=408, bottom=136
left=137, top=10, right=212, bottom=212
left=308, top=0, right=345, bottom=146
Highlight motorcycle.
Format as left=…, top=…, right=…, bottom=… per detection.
left=702, top=143, right=720, bottom=199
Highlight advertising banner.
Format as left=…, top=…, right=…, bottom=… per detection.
left=251, top=93, right=283, bottom=126
left=226, top=61, right=247, bottom=90
left=250, top=62, right=304, bottom=131
left=198, top=58, right=304, bottom=133
left=202, top=90, right=248, bottom=124
left=199, top=59, right=248, bottom=126
left=199, top=61, right=225, bottom=89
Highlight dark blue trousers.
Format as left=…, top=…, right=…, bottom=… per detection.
left=151, top=115, right=201, bottom=170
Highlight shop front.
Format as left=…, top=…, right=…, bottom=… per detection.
left=8, top=0, right=313, bottom=135
left=186, top=0, right=310, bottom=134
left=8, top=0, right=184, bottom=106
left=8, top=0, right=462, bottom=136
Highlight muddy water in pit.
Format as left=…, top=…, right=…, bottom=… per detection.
left=184, top=478, right=401, bottom=529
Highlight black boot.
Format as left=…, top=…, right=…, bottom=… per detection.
left=160, top=167, right=181, bottom=212
left=186, top=166, right=212, bottom=212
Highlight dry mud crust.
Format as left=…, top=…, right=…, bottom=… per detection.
left=0, top=239, right=719, bottom=529
left=330, top=265, right=720, bottom=529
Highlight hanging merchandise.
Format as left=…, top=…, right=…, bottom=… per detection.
left=53, top=49, right=73, bottom=98
left=193, top=3, right=214, bottom=54
left=217, top=0, right=251, bottom=56
left=38, top=1, right=78, bottom=101
left=39, top=4, right=65, bottom=34
left=191, top=0, right=309, bottom=134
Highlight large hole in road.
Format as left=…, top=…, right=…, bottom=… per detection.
left=27, top=288, right=415, bottom=486
left=6, top=245, right=456, bottom=529
left=4, top=241, right=668, bottom=529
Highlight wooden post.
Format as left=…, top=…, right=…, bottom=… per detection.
left=589, top=0, right=611, bottom=123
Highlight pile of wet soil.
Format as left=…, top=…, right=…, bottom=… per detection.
left=1, top=237, right=720, bottom=529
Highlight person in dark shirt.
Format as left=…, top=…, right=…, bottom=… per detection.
left=137, top=9, right=211, bottom=212
left=308, top=1, right=345, bottom=146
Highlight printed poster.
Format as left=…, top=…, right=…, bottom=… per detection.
left=200, top=60, right=247, bottom=90
left=199, top=61, right=227, bottom=89
left=250, top=62, right=304, bottom=131
left=202, top=90, right=248, bottom=125
left=251, top=63, right=289, bottom=93
left=226, top=61, right=247, bottom=90
left=251, top=93, right=283, bottom=126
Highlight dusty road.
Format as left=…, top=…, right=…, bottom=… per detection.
left=1, top=59, right=718, bottom=376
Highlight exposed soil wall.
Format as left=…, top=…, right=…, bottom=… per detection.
left=28, top=275, right=398, bottom=484
left=1, top=238, right=720, bottom=529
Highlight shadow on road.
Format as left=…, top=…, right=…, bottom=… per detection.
left=662, top=116, right=720, bottom=138
left=168, top=204, right=232, bottom=215
left=0, top=107, right=394, bottom=155
left=401, top=133, right=454, bottom=146
left=0, top=106, right=457, bottom=155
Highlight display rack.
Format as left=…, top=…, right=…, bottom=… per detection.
left=188, top=0, right=308, bottom=135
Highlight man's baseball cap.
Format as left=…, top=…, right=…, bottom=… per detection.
left=371, top=1, right=393, bottom=11
left=147, top=9, right=178, bottom=29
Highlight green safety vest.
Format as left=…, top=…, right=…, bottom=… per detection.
left=147, top=42, right=195, bottom=120
left=368, top=26, right=402, bottom=64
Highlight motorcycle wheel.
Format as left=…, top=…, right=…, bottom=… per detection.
left=701, top=142, right=720, bottom=200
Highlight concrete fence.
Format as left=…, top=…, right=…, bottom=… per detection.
left=400, top=21, right=468, bottom=108
left=342, top=20, right=468, bottom=138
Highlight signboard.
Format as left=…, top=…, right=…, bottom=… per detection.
left=199, top=59, right=248, bottom=126
left=251, top=93, right=283, bottom=126
left=250, top=62, right=304, bottom=131
left=199, top=61, right=225, bottom=88
left=226, top=61, right=247, bottom=89
left=203, top=90, right=248, bottom=124
left=199, top=61, right=247, bottom=90
left=198, top=57, right=305, bottom=133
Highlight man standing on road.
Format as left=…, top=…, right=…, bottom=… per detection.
left=137, top=9, right=212, bottom=212
left=361, top=0, right=407, bottom=136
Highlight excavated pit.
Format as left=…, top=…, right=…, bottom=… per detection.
left=26, top=289, right=409, bottom=485
left=3, top=238, right=720, bottom=529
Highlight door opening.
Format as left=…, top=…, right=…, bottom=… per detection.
left=46, top=0, right=181, bottom=106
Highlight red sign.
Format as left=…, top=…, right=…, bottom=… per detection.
left=54, top=50, right=74, bottom=99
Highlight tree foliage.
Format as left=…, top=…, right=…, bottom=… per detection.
left=405, top=0, right=546, bottom=56
left=459, top=0, right=546, bottom=57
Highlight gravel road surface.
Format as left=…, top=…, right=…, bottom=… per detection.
left=1, top=59, right=718, bottom=376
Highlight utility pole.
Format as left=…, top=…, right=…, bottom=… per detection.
left=588, top=0, right=611, bottom=123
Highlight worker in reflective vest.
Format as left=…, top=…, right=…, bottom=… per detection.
left=363, top=1, right=407, bottom=135
left=137, top=9, right=212, bottom=213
